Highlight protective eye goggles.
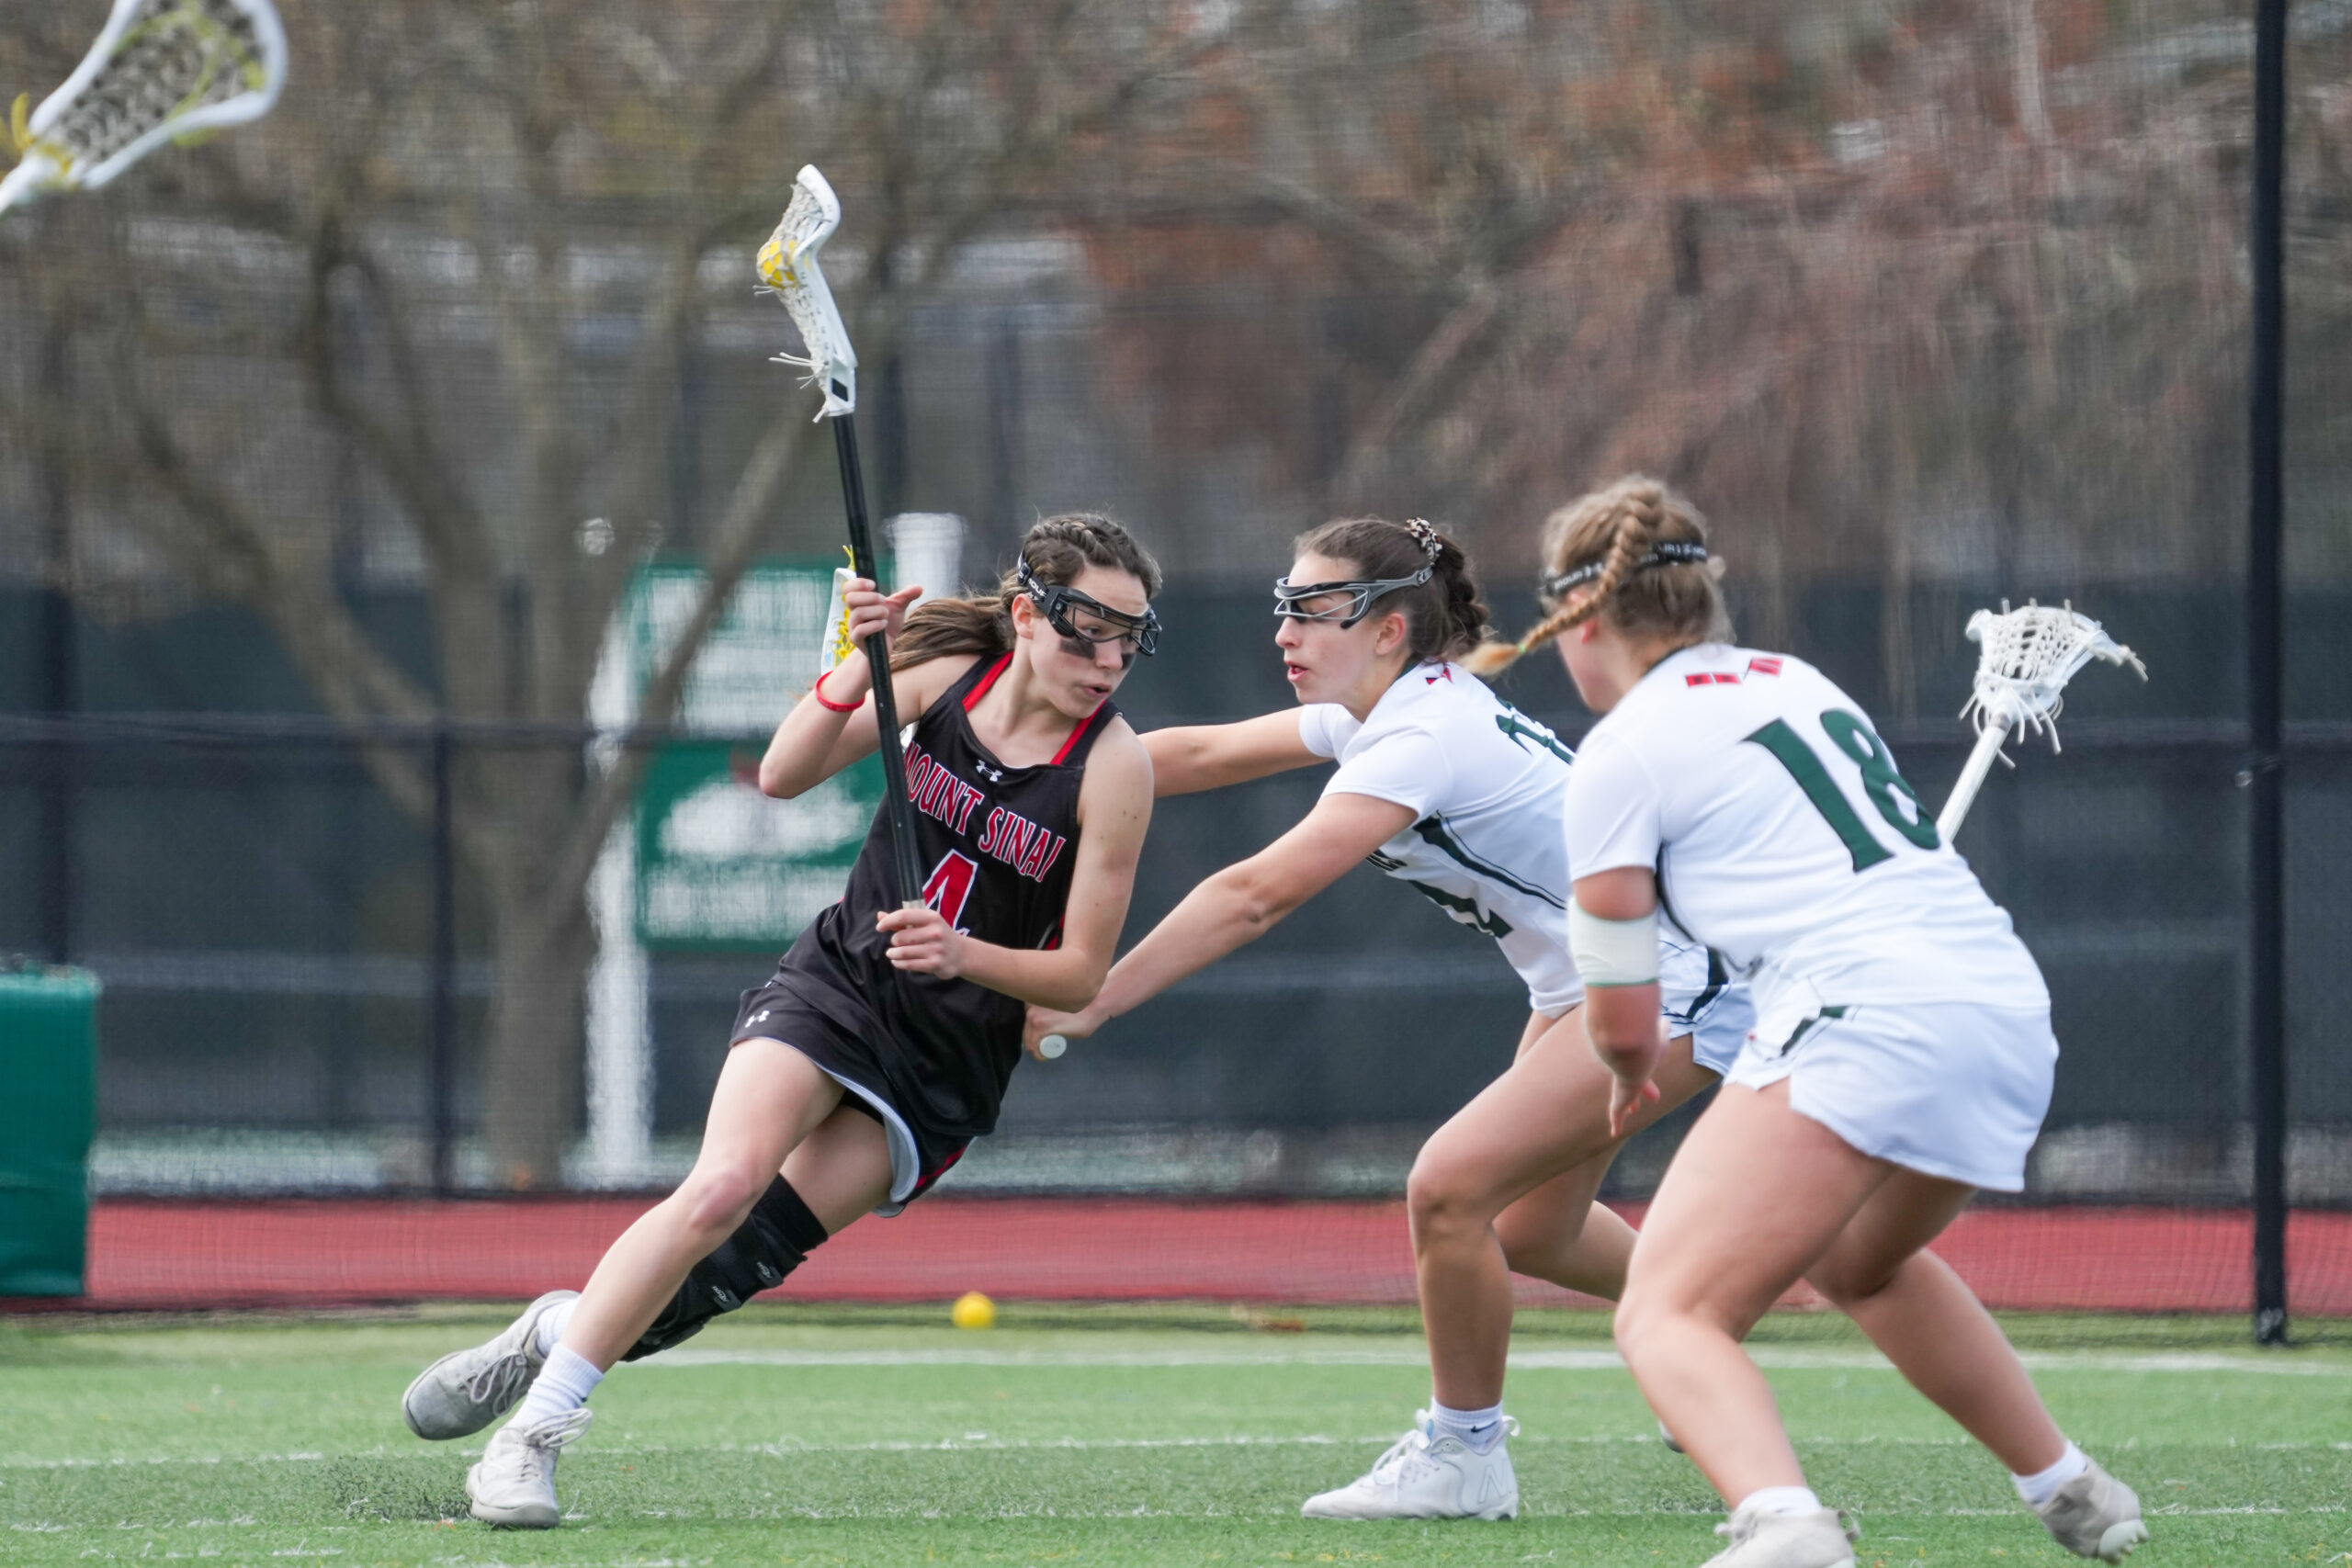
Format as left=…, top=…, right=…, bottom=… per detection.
left=1272, top=565, right=1433, bottom=628
left=1537, top=541, right=1709, bottom=605
left=1019, top=561, right=1160, bottom=656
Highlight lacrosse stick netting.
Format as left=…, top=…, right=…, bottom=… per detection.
left=1935, top=600, right=2147, bottom=841
left=756, top=164, right=858, bottom=420
left=0, top=0, right=287, bottom=217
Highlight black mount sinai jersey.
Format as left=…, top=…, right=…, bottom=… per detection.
left=775, top=652, right=1115, bottom=1140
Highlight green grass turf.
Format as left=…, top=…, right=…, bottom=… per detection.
left=2, top=1305, right=2347, bottom=1566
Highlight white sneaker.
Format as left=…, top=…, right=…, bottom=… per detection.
left=1300, top=1412, right=1519, bottom=1520
left=2033, top=1459, right=2149, bottom=1561
left=466, top=1406, right=592, bottom=1529
left=1702, top=1501, right=1859, bottom=1568
left=403, top=1290, right=577, bottom=1440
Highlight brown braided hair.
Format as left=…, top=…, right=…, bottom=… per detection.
left=1293, top=515, right=1489, bottom=665
left=889, top=513, right=1162, bottom=671
left=1463, top=477, right=1727, bottom=676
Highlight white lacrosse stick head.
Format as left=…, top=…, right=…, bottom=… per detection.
left=1959, top=600, right=2148, bottom=753
left=0, top=0, right=288, bottom=218
left=756, top=165, right=858, bottom=420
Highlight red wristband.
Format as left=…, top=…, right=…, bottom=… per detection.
left=811, top=669, right=862, bottom=713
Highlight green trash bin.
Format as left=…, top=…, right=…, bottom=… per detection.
left=0, top=961, right=98, bottom=1298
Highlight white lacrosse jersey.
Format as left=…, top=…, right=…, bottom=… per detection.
left=1299, top=660, right=1730, bottom=1024
left=1562, top=645, right=2048, bottom=1040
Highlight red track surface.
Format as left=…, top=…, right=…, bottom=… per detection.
left=9, top=1198, right=2347, bottom=1315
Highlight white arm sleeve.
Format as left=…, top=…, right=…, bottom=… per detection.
left=1322, top=728, right=1453, bottom=818
left=1562, top=728, right=1665, bottom=877
left=1295, top=703, right=1350, bottom=761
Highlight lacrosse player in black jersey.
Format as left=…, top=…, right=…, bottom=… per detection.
left=401, top=515, right=1159, bottom=1529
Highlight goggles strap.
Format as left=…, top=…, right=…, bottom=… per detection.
left=1540, top=540, right=1708, bottom=601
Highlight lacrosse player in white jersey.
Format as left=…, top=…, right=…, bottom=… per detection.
left=1025, top=515, right=1753, bottom=1523
left=1487, top=477, right=2146, bottom=1568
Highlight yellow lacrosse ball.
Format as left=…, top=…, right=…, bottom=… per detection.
left=950, top=1291, right=997, bottom=1330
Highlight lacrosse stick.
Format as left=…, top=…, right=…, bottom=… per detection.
left=0, top=0, right=287, bottom=218
left=758, top=164, right=926, bottom=908
left=1937, top=600, right=2147, bottom=841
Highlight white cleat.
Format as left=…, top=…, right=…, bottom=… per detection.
left=402, top=1289, right=577, bottom=1440
left=2033, top=1459, right=2150, bottom=1562
left=466, top=1406, right=592, bottom=1529
left=1702, top=1501, right=1859, bottom=1568
left=1300, top=1413, right=1520, bottom=1520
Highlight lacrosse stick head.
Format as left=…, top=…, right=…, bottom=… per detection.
left=1959, top=599, right=2148, bottom=750
left=756, top=165, right=858, bottom=420
left=0, top=0, right=288, bottom=218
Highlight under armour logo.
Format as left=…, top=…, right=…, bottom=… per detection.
left=974, top=761, right=1006, bottom=783
left=1425, top=664, right=1454, bottom=683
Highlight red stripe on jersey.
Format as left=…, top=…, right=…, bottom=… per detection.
left=1049, top=702, right=1105, bottom=766
left=1748, top=656, right=1784, bottom=677
left=963, top=652, right=1014, bottom=711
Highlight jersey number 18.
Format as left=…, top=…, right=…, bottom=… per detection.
left=1746, top=710, right=1939, bottom=873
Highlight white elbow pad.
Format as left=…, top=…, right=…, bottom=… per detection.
left=1568, top=902, right=1658, bottom=987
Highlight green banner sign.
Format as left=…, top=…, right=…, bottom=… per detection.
left=622, top=559, right=885, bottom=951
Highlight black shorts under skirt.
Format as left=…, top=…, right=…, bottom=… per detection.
left=729, top=976, right=970, bottom=1216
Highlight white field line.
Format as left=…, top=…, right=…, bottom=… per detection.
left=10, top=1434, right=2352, bottom=1472
left=8, top=1504, right=2346, bottom=1534
left=641, top=1344, right=2352, bottom=1376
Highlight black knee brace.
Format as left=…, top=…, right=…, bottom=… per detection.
left=623, top=1176, right=829, bottom=1360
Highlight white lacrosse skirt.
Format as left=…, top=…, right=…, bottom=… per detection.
left=1685, top=980, right=1757, bottom=1079
left=1725, top=999, right=2056, bottom=1192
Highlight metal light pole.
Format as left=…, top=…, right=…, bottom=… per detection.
left=2246, top=0, right=2290, bottom=1348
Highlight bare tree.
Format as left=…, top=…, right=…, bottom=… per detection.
left=0, top=0, right=1214, bottom=1184
left=1069, top=0, right=2350, bottom=654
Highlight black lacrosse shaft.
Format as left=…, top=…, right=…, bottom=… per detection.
left=831, top=410, right=926, bottom=908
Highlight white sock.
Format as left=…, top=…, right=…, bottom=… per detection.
left=1736, top=1485, right=1824, bottom=1517
left=513, top=1345, right=603, bottom=1427
left=532, top=1298, right=578, bottom=1358
left=1426, top=1400, right=1508, bottom=1454
left=2012, top=1441, right=2088, bottom=1507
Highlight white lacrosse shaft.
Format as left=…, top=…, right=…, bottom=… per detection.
left=1038, top=1034, right=1068, bottom=1061
left=1936, top=702, right=2018, bottom=841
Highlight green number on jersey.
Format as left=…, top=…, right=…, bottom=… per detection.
left=1494, top=710, right=1575, bottom=766
left=1821, top=710, right=1939, bottom=851
left=1745, top=709, right=1938, bottom=873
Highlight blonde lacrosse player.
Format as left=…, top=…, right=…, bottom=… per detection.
left=400, top=515, right=1159, bottom=1529
left=1026, top=515, right=1753, bottom=1522
left=1496, top=477, right=2146, bottom=1567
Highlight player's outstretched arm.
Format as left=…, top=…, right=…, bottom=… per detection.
left=877, top=723, right=1155, bottom=1013
left=1024, top=790, right=1413, bottom=1055
left=1144, top=711, right=1324, bottom=796
left=756, top=579, right=964, bottom=799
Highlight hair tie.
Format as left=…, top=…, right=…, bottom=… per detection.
left=1403, top=518, right=1442, bottom=562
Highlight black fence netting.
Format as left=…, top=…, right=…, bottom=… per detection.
left=2, top=581, right=2351, bottom=1322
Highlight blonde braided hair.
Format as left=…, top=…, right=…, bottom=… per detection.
left=1464, top=477, right=1724, bottom=676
